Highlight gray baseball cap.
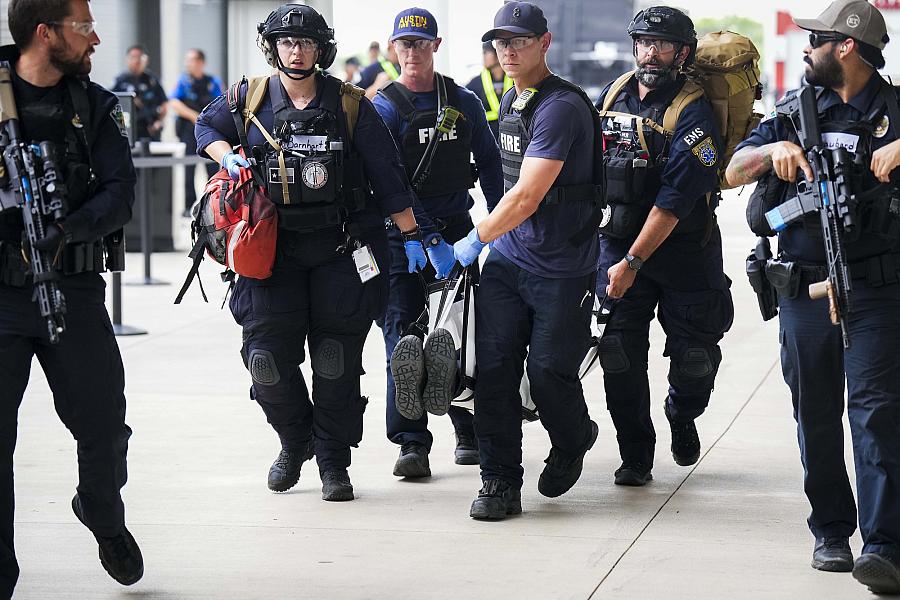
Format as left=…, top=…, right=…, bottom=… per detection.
left=793, top=0, right=889, bottom=50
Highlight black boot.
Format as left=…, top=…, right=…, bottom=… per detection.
left=393, top=442, right=431, bottom=478
left=72, top=495, right=143, bottom=586
left=454, top=430, right=479, bottom=466
left=391, top=335, right=426, bottom=420
left=664, top=403, right=701, bottom=466
left=321, top=469, right=354, bottom=501
left=470, top=480, right=522, bottom=520
left=614, top=462, right=653, bottom=487
left=811, top=537, right=853, bottom=572
left=538, top=420, right=598, bottom=498
left=422, top=328, right=458, bottom=416
left=853, top=553, right=900, bottom=594
left=267, top=440, right=315, bottom=492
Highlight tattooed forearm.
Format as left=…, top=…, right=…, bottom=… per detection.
left=725, top=144, right=775, bottom=187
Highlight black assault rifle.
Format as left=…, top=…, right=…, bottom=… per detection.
left=765, top=85, right=854, bottom=348
left=0, top=64, right=68, bottom=343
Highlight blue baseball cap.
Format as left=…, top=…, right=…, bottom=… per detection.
left=481, top=1, right=548, bottom=42
left=390, top=7, right=438, bottom=41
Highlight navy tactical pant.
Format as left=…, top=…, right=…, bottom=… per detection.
left=474, top=250, right=596, bottom=488
left=376, top=217, right=475, bottom=450
left=779, top=276, right=900, bottom=564
left=0, top=274, right=130, bottom=599
left=229, top=227, right=388, bottom=472
left=596, top=238, right=734, bottom=469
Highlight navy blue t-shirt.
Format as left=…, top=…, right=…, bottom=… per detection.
left=358, top=61, right=400, bottom=90
left=372, top=81, right=503, bottom=219
left=736, top=73, right=900, bottom=263
left=493, top=85, right=599, bottom=279
left=195, top=73, right=417, bottom=229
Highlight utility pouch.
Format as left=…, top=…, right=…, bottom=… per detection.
left=598, top=202, right=648, bottom=240
left=266, top=154, right=302, bottom=204
left=764, top=259, right=800, bottom=299
left=603, top=154, right=646, bottom=205
left=745, top=239, right=778, bottom=320
left=297, top=154, right=338, bottom=205
left=103, top=228, right=126, bottom=272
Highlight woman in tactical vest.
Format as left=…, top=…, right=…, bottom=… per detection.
left=195, top=3, right=428, bottom=502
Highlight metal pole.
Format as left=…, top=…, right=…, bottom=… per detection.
left=111, top=271, right=147, bottom=336
left=127, top=139, right=169, bottom=286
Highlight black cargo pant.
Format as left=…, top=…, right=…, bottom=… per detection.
left=0, top=273, right=130, bottom=599
left=229, top=227, right=388, bottom=472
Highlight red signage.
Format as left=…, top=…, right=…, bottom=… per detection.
left=874, top=0, right=900, bottom=9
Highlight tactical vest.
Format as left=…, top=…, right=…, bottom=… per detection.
left=498, top=75, right=603, bottom=206
left=378, top=74, right=476, bottom=198
left=253, top=75, right=369, bottom=232
left=596, top=77, right=691, bottom=239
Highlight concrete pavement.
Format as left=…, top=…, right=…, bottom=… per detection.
left=9, top=187, right=876, bottom=599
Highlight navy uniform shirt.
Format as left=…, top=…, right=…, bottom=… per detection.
left=170, top=72, right=223, bottom=140
left=358, top=60, right=400, bottom=91
left=736, top=72, right=900, bottom=263
left=0, top=47, right=135, bottom=244
left=111, top=70, right=167, bottom=140
left=372, top=81, right=503, bottom=218
left=493, top=83, right=599, bottom=279
left=596, top=75, right=724, bottom=287
left=195, top=72, right=418, bottom=230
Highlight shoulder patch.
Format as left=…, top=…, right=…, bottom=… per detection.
left=682, top=126, right=707, bottom=148
left=691, top=137, right=717, bottom=167
left=110, top=104, right=128, bottom=138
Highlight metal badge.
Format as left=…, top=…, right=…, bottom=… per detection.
left=302, top=161, right=328, bottom=189
left=875, top=115, right=890, bottom=138
left=511, top=87, right=538, bottom=111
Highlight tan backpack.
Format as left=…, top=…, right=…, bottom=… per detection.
left=601, top=30, right=763, bottom=190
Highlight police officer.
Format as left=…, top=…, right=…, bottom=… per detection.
left=727, top=0, right=900, bottom=591
left=169, top=48, right=222, bottom=215
left=112, top=45, right=167, bottom=141
left=0, top=0, right=142, bottom=595
left=594, top=6, right=733, bottom=488
left=466, top=42, right=513, bottom=139
left=195, top=4, right=428, bottom=502
left=372, top=7, right=503, bottom=478
left=454, top=2, right=603, bottom=520
left=358, top=38, right=400, bottom=99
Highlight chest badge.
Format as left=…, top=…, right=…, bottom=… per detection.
left=511, top=88, right=538, bottom=111
left=71, top=114, right=84, bottom=129
left=691, top=137, right=717, bottom=167
left=302, top=161, right=328, bottom=189
left=875, top=115, right=890, bottom=139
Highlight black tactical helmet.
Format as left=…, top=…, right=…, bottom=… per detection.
left=627, top=6, right=697, bottom=64
left=257, top=3, right=337, bottom=78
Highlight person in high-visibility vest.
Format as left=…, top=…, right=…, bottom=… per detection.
left=466, top=42, right=513, bottom=138
left=359, top=39, right=401, bottom=99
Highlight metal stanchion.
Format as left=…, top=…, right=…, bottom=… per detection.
left=111, top=271, right=147, bottom=336
left=126, top=138, right=169, bottom=286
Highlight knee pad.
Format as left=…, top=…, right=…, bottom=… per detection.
left=248, top=349, right=280, bottom=386
left=597, top=334, right=630, bottom=374
left=312, top=338, right=344, bottom=380
left=674, top=346, right=717, bottom=379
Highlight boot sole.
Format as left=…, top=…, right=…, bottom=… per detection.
left=393, top=459, right=432, bottom=478
left=391, top=336, right=425, bottom=421
left=470, top=499, right=523, bottom=520
left=454, top=451, right=480, bottom=466
left=673, top=451, right=701, bottom=467
left=811, top=556, right=853, bottom=572
left=614, top=471, right=653, bottom=487
left=538, top=420, right=599, bottom=498
left=71, top=496, right=144, bottom=586
left=422, top=329, right=457, bottom=416
left=322, top=490, right=355, bottom=502
left=853, top=554, right=900, bottom=593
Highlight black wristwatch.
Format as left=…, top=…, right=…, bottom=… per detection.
left=400, top=226, right=423, bottom=243
left=625, top=254, right=643, bottom=271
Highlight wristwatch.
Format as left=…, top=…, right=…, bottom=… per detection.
left=625, top=254, right=643, bottom=271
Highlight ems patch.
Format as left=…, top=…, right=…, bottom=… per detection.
left=110, top=104, right=128, bottom=138
left=691, top=137, right=717, bottom=167
left=511, top=87, right=538, bottom=111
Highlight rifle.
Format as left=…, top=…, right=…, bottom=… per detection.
left=765, top=85, right=853, bottom=348
left=0, top=64, right=68, bottom=343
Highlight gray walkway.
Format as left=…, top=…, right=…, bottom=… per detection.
left=11, top=189, right=873, bottom=599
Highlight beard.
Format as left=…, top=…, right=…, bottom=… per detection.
left=636, top=57, right=678, bottom=89
left=49, top=39, right=92, bottom=76
left=805, top=48, right=843, bottom=89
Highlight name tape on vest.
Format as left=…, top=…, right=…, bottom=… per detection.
left=822, top=132, right=860, bottom=153
left=284, top=135, right=329, bottom=153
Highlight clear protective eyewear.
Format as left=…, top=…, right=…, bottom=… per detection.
left=634, top=38, right=678, bottom=53
left=492, top=36, right=538, bottom=52
left=393, top=38, right=435, bottom=51
left=275, top=36, right=319, bottom=52
left=47, top=20, right=97, bottom=37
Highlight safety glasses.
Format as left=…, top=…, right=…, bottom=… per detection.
left=492, top=36, right=538, bottom=52
left=275, top=37, right=319, bottom=52
left=47, top=20, right=96, bottom=37
left=634, top=38, right=678, bottom=53
left=808, top=31, right=847, bottom=49
left=393, top=39, right=435, bottom=51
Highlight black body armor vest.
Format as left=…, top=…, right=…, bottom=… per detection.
left=377, top=75, right=476, bottom=198
left=497, top=75, right=602, bottom=204
left=176, top=75, right=218, bottom=138
left=254, top=75, right=368, bottom=232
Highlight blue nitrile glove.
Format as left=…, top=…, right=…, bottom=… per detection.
left=453, top=227, right=486, bottom=267
left=221, top=151, right=250, bottom=181
left=424, top=234, right=455, bottom=279
left=404, top=240, right=427, bottom=273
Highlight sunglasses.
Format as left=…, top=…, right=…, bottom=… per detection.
left=808, top=31, right=848, bottom=49
left=47, top=20, right=96, bottom=37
